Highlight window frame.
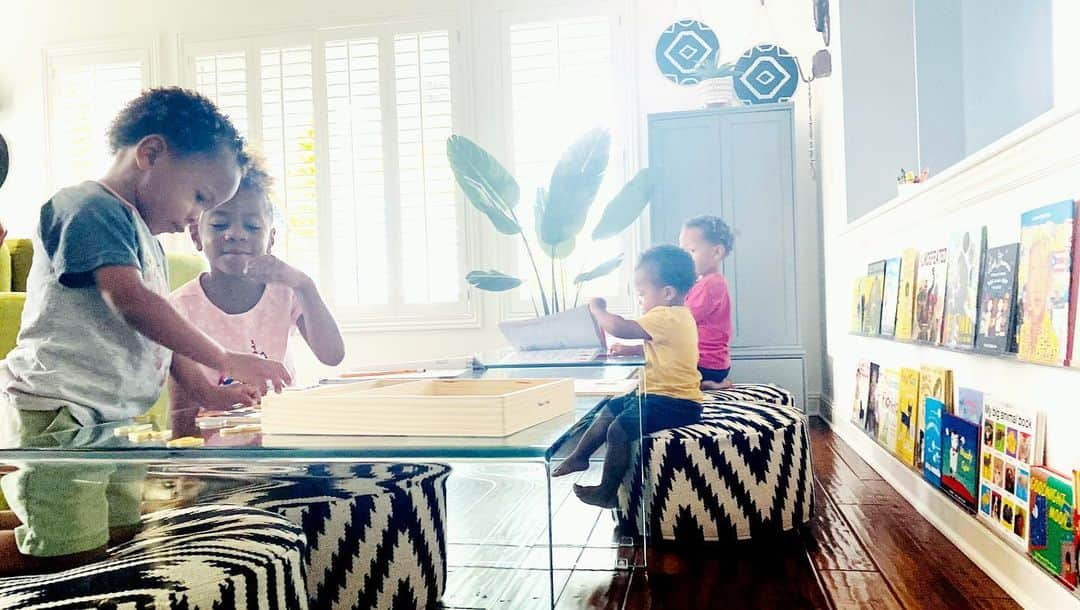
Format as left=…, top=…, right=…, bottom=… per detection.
left=42, top=37, right=158, bottom=194
left=179, top=13, right=484, bottom=332
left=492, top=0, right=643, bottom=321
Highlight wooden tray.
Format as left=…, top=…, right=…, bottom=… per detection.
left=262, top=378, right=575, bottom=437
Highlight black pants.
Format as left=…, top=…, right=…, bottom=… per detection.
left=608, top=392, right=702, bottom=434
left=699, top=367, right=730, bottom=383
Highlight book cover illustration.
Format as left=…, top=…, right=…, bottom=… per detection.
left=940, top=412, right=980, bottom=513
left=915, top=248, right=949, bottom=344
left=852, top=360, right=870, bottom=429
left=866, top=261, right=886, bottom=335
left=915, top=365, right=951, bottom=470
left=976, top=243, right=1020, bottom=354
left=1016, top=200, right=1075, bottom=365
left=895, top=249, right=920, bottom=340
left=876, top=368, right=901, bottom=451
left=859, top=276, right=876, bottom=335
left=851, top=278, right=866, bottom=333
left=942, top=227, right=986, bottom=348
left=956, top=387, right=984, bottom=425
left=1028, top=466, right=1077, bottom=588
left=895, top=367, right=921, bottom=466
left=979, top=398, right=1045, bottom=549
left=922, top=397, right=945, bottom=488
left=881, top=258, right=902, bottom=337
left=863, top=362, right=882, bottom=438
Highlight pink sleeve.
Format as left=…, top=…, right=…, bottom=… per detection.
left=686, top=276, right=724, bottom=322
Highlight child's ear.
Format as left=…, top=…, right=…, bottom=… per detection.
left=134, top=135, right=167, bottom=170
left=188, top=222, right=203, bottom=252
left=267, top=227, right=276, bottom=253
left=663, top=285, right=678, bottom=304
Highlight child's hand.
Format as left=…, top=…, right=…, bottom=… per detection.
left=221, top=352, right=292, bottom=393
left=608, top=343, right=639, bottom=357
left=243, top=255, right=311, bottom=290
left=589, top=297, right=607, bottom=314
left=208, top=384, right=262, bottom=410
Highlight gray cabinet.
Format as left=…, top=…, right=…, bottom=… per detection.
left=648, top=104, right=807, bottom=410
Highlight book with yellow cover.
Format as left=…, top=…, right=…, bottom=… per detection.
left=1016, top=200, right=1075, bottom=364
left=895, top=367, right=920, bottom=466
left=876, top=368, right=901, bottom=450
left=915, top=364, right=952, bottom=470
left=851, top=278, right=866, bottom=333
left=894, top=249, right=919, bottom=340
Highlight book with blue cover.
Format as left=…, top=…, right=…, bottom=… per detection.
left=940, top=412, right=980, bottom=513
left=922, top=397, right=945, bottom=488
left=1016, top=200, right=1075, bottom=364
left=880, top=257, right=902, bottom=337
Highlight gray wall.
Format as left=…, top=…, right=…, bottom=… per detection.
left=915, top=0, right=966, bottom=174
left=960, top=0, right=1053, bottom=153
left=841, top=0, right=920, bottom=222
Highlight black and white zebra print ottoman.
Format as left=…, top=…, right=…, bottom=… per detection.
left=616, top=390, right=814, bottom=544
left=150, top=462, right=450, bottom=610
left=703, top=383, right=795, bottom=408
left=0, top=504, right=309, bottom=609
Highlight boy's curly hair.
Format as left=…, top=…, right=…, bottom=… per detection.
left=637, top=245, right=696, bottom=295
left=108, top=87, right=244, bottom=159
left=684, top=215, right=734, bottom=253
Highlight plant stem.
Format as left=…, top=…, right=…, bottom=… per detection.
left=550, top=255, right=559, bottom=314
left=574, top=282, right=582, bottom=308
left=530, top=294, right=540, bottom=317
left=507, top=208, right=549, bottom=316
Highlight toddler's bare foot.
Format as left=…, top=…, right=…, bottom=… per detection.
left=552, top=456, right=589, bottom=477
left=701, top=380, right=734, bottom=391
left=573, top=483, right=617, bottom=508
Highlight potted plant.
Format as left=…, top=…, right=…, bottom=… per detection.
left=696, top=60, right=741, bottom=107
left=447, top=129, right=655, bottom=317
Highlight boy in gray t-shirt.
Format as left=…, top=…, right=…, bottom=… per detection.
left=0, top=88, right=292, bottom=570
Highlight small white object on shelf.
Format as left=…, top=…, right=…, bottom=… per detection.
left=262, top=378, right=575, bottom=437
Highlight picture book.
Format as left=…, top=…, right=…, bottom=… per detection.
left=880, top=258, right=902, bottom=337
left=852, top=360, right=870, bottom=429
left=976, top=243, right=1020, bottom=354
left=894, top=249, right=920, bottom=340
left=915, top=248, right=949, bottom=344
left=851, top=278, right=865, bottom=333
left=1028, top=466, right=1077, bottom=588
left=1016, top=200, right=1075, bottom=365
left=859, top=277, right=877, bottom=335
left=978, top=397, right=1046, bottom=549
left=863, top=362, right=882, bottom=438
left=940, top=412, right=980, bottom=513
left=956, top=387, right=984, bottom=425
left=895, top=367, right=920, bottom=466
left=915, top=365, right=952, bottom=470
left=866, top=261, right=886, bottom=335
left=876, top=368, right=901, bottom=451
left=942, top=227, right=986, bottom=348
left=922, top=397, right=945, bottom=488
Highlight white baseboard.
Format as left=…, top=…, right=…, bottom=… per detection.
left=823, top=418, right=1080, bottom=610
left=805, top=392, right=822, bottom=416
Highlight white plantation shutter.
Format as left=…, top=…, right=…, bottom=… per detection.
left=508, top=16, right=626, bottom=305
left=47, top=55, right=146, bottom=189
left=394, top=31, right=459, bottom=305
left=325, top=38, right=389, bottom=307
left=193, top=51, right=249, bottom=136
left=260, top=46, right=319, bottom=282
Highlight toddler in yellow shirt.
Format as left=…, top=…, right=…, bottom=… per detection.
left=553, top=245, right=702, bottom=508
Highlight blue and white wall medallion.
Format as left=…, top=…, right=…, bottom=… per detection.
left=733, top=44, right=799, bottom=104
left=655, top=20, right=720, bottom=86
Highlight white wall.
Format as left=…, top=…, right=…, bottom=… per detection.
left=820, top=1, right=1080, bottom=606
left=0, top=0, right=827, bottom=407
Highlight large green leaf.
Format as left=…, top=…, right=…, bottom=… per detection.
left=540, top=128, right=610, bottom=246
left=591, top=169, right=656, bottom=240
left=574, top=254, right=624, bottom=284
left=533, top=188, right=575, bottom=259
left=465, top=270, right=522, bottom=292
left=447, top=135, right=521, bottom=235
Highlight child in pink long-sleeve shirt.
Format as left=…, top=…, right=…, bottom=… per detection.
left=679, top=215, right=733, bottom=390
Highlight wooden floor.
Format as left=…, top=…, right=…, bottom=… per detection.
left=440, top=417, right=1021, bottom=609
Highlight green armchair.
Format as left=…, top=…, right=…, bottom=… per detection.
left=0, top=238, right=208, bottom=424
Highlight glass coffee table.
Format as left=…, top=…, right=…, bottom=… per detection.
left=0, top=363, right=648, bottom=609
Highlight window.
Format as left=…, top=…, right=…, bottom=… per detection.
left=46, top=47, right=152, bottom=190
left=186, top=25, right=468, bottom=325
left=505, top=13, right=633, bottom=314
